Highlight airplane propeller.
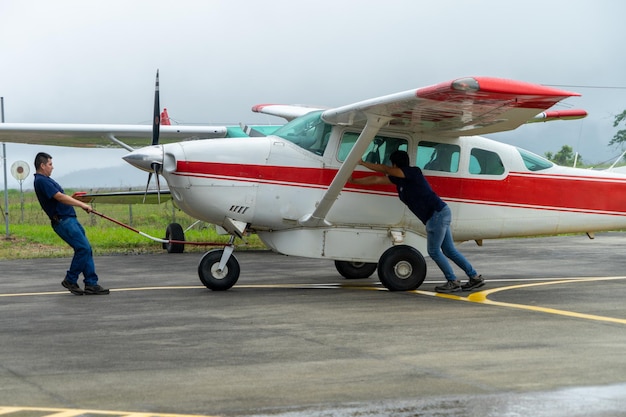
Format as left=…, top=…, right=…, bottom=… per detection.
left=144, top=70, right=163, bottom=203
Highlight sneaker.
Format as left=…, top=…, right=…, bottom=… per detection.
left=84, top=285, right=110, bottom=295
left=462, top=275, right=485, bottom=291
left=435, top=280, right=462, bottom=293
left=62, top=279, right=84, bottom=295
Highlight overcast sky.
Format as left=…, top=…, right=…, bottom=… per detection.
left=1, top=0, right=625, bottom=189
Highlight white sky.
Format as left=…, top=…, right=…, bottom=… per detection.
left=1, top=0, right=625, bottom=189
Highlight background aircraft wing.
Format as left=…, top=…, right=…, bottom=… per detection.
left=252, top=104, right=327, bottom=121
left=0, top=123, right=228, bottom=149
left=72, top=190, right=171, bottom=204
left=321, top=76, right=584, bottom=137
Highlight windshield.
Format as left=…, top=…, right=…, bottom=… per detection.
left=517, top=147, right=553, bottom=171
left=272, top=111, right=332, bottom=155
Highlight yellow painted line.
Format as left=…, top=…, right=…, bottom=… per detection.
left=0, top=286, right=205, bottom=297
left=425, top=276, right=626, bottom=325
left=0, top=407, right=218, bottom=417
left=0, top=283, right=384, bottom=297
left=2, top=277, right=626, bottom=324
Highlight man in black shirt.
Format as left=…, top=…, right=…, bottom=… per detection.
left=350, top=150, right=483, bottom=293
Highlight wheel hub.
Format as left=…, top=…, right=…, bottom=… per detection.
left=393, top=261, right=413, bottom=279
left=210, top=264, right=229, bottom=280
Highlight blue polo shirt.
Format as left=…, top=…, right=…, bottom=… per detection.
left=388, top=166, right=446, bottom=224
left=34, top=173, right=77, bottom=221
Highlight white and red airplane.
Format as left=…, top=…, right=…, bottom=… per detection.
left=1, top=74, right=622, bottom=292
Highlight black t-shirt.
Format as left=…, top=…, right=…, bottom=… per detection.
left=388, top=166, right=446, bottom=224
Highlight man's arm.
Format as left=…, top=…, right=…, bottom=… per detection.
left=349, top=159, right=405, bottom=185
left=53, top=192, right=93, bottom=213
left=358, top=160, right=405, bottom=178
left=350, top=174, right=392, bottom=185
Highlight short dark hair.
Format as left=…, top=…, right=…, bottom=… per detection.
left=389, top=150, right=410, bottom=168
left=35, top=152, right=52, bottom=170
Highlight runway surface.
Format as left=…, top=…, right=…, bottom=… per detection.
left=1, top=233, right=626, bottom=416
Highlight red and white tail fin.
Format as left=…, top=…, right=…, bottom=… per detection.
left=160, top=108, right=171, bottom=125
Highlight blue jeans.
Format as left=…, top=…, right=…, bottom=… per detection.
left=52, top=217, right=99, bottom=286
left=425, top=205, right=477, bottom=282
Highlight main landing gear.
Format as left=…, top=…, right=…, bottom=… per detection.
left=335, top=245, right=427, bottom=291
left=197, top=243, right=426, bottom=292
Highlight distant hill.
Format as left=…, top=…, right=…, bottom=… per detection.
left=50, top=164, right=147, bottom=191
left=8, top=164, right=159, bottom=192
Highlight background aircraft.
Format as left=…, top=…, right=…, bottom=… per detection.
left=3, top=74, right=622, bottom=293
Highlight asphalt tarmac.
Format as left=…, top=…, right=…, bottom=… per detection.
left=1, top=233, right=626, bottom=417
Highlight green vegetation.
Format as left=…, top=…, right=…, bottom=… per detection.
left=544, top=145, right=581, bottom=167
left=0, top=189, right=266, bottom=259
left=609, top=110, right=626, bottom=149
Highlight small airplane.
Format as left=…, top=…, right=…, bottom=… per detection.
left=2, top=73, right=623, bottom=292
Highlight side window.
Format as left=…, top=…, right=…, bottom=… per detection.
left=416, top=141, right=459, bottom=173
left=338, top=132, right=408, bottom=164
left=469, top=148, right=505, bottom=175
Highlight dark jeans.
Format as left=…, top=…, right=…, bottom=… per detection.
left=425, top=205, right=477, bottom=282
left=52, top=217, right=99, bottom=286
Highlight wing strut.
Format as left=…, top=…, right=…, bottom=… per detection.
left=298, top=114, right=392, bottom=227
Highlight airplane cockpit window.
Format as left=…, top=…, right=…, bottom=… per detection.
left=517, top=147, right=553, bottom=171
left=469, top=148, right=505, bottom=175
left=416, top=141, right=459, bottom=173
left=337, top=132, right=408, bottom=164
left=272, top=110, right=332, bottom=155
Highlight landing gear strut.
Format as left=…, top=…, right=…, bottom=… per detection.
left=197, top=235, right=241, bottom=291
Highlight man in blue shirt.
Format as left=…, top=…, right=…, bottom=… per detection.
left=33, top=152, right=109, bottom=295
left=350, top=150, right=483, bottom=293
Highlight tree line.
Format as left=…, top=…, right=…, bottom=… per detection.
left=545, top=111, right=626, bottom=167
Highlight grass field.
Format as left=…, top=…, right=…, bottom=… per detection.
left=0, top=189, right=266, bottom=259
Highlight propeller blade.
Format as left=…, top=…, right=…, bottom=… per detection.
left=152, top=70, right=160, bottom=146
left=144, top=69, right=162, bottom=204
left=155, top=165, right=162, bottom=204
left=143, top=172, right=153, bottom=204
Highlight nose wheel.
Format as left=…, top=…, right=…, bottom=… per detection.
left=197, top=247, right=240, bottom=291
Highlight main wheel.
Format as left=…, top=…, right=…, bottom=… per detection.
left=197, top=249, right=240, bottom=291
left=334, top=260, right=377, bottom=279
left=163, top=223, right=185, bottom=253
left=377, top=245, right=427, bottom=291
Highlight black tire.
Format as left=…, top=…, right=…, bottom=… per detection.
left=197, top=249, right=240, bottom=291
left=164, top=223, right=185, bottom=253
left=377, top=245, right=427, bottom=291
left=334, top=260, right=377, bottom=279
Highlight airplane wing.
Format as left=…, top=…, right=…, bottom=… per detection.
left=252, top=104, right=327, bottom=122
left=72, top=190, right=171, bottom=204
left=321, top=76, right=583, bottom=136
left=0, top=123, right=228, bottom=150
left=300, top=76, right=584, bottom=227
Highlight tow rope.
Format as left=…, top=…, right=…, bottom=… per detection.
left=90, top=209, right=227, bottom=247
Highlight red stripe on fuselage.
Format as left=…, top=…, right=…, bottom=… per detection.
left=175, top=161, right=626, bottom=216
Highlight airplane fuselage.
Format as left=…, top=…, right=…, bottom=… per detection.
left=125, top=114, right=626, bottom=264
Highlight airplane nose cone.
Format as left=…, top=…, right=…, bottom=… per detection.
left=123, top=145, right=164, bottom=172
